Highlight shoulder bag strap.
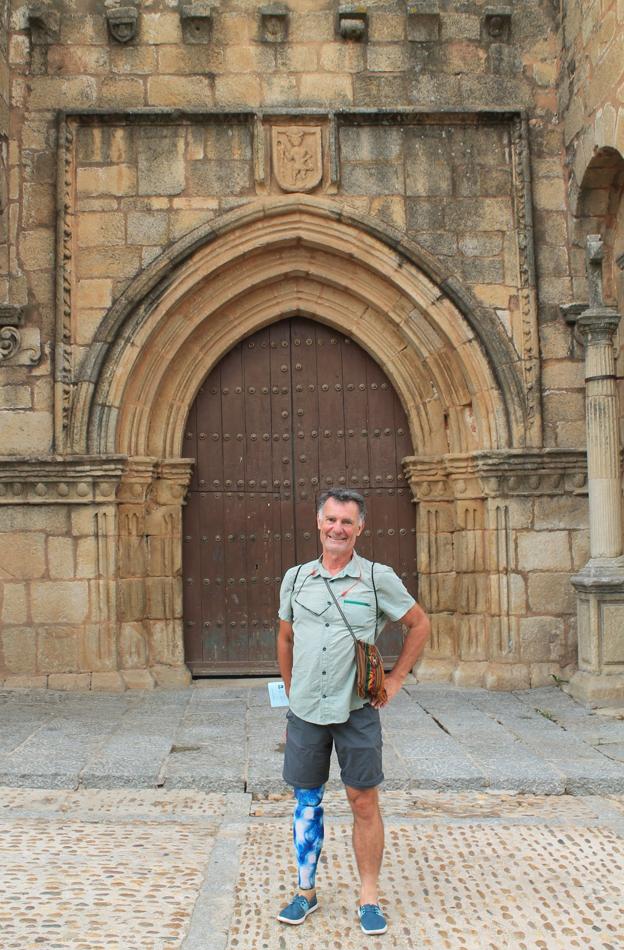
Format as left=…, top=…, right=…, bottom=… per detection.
left=289, top=563, right=304, bottom=610
left=322, top=576, right=359, bottom=647
left=371, top=561, right=380, bottom=643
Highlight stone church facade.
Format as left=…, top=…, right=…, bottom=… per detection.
left=0, top=0, right=623, bottom=699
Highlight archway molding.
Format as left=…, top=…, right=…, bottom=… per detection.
left=69, top=197, right=530, bottom=459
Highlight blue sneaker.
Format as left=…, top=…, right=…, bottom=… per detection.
left=359, top=903, right=388, bottom=935
left=277, top=893, right=319, bottom=925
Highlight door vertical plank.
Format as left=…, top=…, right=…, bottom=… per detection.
left=199, top=490, right=226, bottom=665
left=182, top=488, right=202, bottom=665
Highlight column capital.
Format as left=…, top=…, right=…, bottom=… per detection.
left=576, top=305, right=621, bottom=344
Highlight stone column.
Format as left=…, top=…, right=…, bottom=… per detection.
left=117, top=457, right=193, bottom=689
left=403, top=456, right=458, bottom=683
left=570, top=236, right=624, bottom=706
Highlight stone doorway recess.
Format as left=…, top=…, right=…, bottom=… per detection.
left=182, top=316, right=417, bottom=675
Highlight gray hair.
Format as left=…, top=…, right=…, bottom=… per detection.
left=317, top=489, right=366, bottom=523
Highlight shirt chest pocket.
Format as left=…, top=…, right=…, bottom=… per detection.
left=293, top=590, right=331, bottom=618
left=342, top=598, right=378, bottom=633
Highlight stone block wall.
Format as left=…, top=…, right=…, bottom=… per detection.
left=0, top=0, right=620, bottom=688
left=406, top=452, right=587, bottom=689
left=558, top=0, right=624, bottom=489
left=0, top=0, right=8, bottom=303
left=1, top=0, right=569, bottom=456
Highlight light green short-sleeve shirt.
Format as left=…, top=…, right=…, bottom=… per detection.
left=279, top=552, right=416, bottom=725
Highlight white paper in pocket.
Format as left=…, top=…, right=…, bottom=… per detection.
left=268, top=680, right=289, bottom=707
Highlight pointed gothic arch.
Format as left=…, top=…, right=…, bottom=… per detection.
left=68, top=196, right=529, bottom=459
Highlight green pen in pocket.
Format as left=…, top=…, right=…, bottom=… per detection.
left=343, top=599, right=371, bottom=606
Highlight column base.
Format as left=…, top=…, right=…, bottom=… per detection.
left=571, top=557, right=624, bottom=707
left=566, top=670, right=624, bottom=708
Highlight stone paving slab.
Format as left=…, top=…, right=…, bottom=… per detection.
left=2, top=788, right=622, bottom=950
left=1, top=683, right=624, bottom=794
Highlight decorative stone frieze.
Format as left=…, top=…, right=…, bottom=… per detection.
left=260, top=4, right=289, bottom=44
left=404, top=450, right=588, bottom=502
left=179, top=3, right=214, bottom=44
left=0, top=456, right=126, bottom=504
left=106, top=5, right=139, bottom=44
left=510, top=114, right=540, bottom=441
left=337, top=6, right=368, bottom=42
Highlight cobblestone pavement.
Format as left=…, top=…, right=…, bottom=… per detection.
left=0, top=683, right=623, bottom=794
left=0, top=787, right=623, bottom=950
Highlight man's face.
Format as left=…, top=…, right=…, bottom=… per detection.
left=317, top=498, right=363, bottom=560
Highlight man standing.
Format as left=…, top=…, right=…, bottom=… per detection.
left=276, top=488, right=430, bottom=935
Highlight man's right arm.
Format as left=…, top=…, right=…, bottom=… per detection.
left=277, top=620, right=294, bottom=695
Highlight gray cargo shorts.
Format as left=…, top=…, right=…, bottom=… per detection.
left=283, top=704, right=383, bottom=790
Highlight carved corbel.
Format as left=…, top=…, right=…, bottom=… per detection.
left=27, top=4, right=60, bottom=44
left=338, top=5, right=368, bottom=41
left=482, top=6, right=511, bottom=42
left=106, top=5, right=139, bottom=43
left=180, top=2, right=215, bottom=43
left=0, top=305, right=40, bottom=365
left=260, top=4, right=289, bottom=43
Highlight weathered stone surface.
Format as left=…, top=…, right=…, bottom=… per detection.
left=0, top=533, right=46, bottom=579
left=31, top=583, right=89, bottom=625
left=0, top=0, right=621, bottom=693
left=1, top=627, right=36, bottom=674
left=516, top=531, right=572, bottom=572
left=47, top=673, right=91, bottom=690
left=484, top=663, right=532, bottom=691
left=1, top=583, right=28, bottom=624
left=37, top=627, right=81, bottom=673
left=519, top=617, right=565, bottom=662
left=91, top=672, right=126, bottom=692
left=528, top=573, right=576, bottom=615
left=151, top=665, right=192, bottom=688
left=121, top=669, right=155, bottom=689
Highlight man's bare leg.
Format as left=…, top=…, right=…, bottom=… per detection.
left=345, top=785, right=384, bottom=906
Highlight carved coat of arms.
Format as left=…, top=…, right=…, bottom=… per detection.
left=272, top=126, right=323, bottom=193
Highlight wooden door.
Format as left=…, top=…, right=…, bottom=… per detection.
left=183, top=317, right=417, bottom=675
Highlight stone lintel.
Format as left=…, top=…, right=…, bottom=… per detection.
left=0, top=455, right=126, bottom=504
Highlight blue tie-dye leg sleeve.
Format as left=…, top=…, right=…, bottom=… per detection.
left=293, top=785, right=325, bottom=890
